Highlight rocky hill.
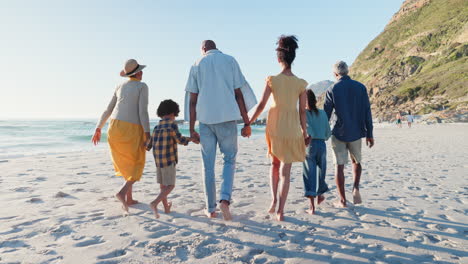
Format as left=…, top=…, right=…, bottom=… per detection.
left=350, top=0, right=468, bottom=121
left=308, top=80, right=334, bottom=97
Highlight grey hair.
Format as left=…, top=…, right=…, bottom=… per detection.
left=333, top=61, right=349, bottom=76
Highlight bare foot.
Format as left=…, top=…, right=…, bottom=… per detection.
left=150, top=202, right=160, bottom=219
left=306, top=203, right=315, bottom=215
left=333, top=200, right=347, bottom=208
left=115, top=193, right=128, bottom=213
left=127, top=199, right=139, bottom=205
left=268, top=201, right=277, bottom=214
left=317, top=195, right=325, bottom=205
left=276, top=212, right=284, bottom=221
left=353, top=189, right=362, bottom=204
left=204, top=210, right=218, bottom=218
left=220, top=202, right=232, bottom=221
left=164, top=201, right=172, bottom=214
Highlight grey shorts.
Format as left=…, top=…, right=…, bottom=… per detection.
left=331, top=136, right=362, bottom=165
left=156, top=164, right=176, bottom=185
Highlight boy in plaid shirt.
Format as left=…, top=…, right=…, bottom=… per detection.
left=146, top=99, right=198, bottom=218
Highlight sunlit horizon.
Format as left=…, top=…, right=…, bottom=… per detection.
left=1, top=1, right=404, bottom=119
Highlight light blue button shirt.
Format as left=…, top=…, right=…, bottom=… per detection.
left=184, top=49, right=257, bottom=124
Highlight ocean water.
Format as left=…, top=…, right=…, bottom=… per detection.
left=0, top=120, right=265, bottom=159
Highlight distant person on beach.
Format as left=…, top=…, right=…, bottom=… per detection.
left=396, top=112, right=402, bottom=128
left=303, top=89, right=331, bottom=215
left=324, top=61, right=374, bottom=208
left=184, top=40, right=257, bottom=221
left=406, top=110, right=414, bottom=128
left=146, top=100, right=198, bottom=219
left=249, top=35, right=309, bottom=221
left=92, top=59, right=150, bottom=213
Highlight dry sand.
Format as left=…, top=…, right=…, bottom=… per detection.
left=0, top=124, right=467, bottom=264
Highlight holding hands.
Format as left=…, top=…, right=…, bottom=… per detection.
left=303, top=130, right=311, bottom=146
left=190, top=130, right=201, bottom=144
left=241, top=124, right=251, bottom=138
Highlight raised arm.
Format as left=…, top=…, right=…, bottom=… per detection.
left=249, top=81, right=272, bottom=124
left=92, top=90, right=117, bottom=145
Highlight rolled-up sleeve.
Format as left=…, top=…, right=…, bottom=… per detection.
left=96, top=88, right=117, bottom=129
left=185, top=65, right=199, bottom=94
left=232, top=58, right=246, bottom=90
left=139, top=83, right=150, bottom=132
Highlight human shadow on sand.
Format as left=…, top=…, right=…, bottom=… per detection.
left=127, top=204, right=460, bottom=263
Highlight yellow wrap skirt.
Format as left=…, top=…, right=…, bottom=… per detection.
left=107, top=119, right=146, bottom=181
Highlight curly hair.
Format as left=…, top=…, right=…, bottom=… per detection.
left=276, top=35, right=299, bottom=68
left=157, top=99, right=180, bottom=118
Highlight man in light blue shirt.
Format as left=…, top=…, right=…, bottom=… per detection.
left=184, top=40, right=257, bottom=220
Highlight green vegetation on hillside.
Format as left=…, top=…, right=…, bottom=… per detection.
left=350, top=0, right=468, bottom=119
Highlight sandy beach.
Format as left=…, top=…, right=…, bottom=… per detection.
left=0, top=124, right=467, bottom=264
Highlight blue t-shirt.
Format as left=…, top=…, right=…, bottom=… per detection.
left=324, top=76, right=373, bottom=142
left=306, top=109, right=331, bottom=140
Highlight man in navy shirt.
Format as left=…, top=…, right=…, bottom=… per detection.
left=324, top=61, right=374, bottom=208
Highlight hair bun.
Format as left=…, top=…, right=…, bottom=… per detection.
left=276, top=35, right=298, bottom=52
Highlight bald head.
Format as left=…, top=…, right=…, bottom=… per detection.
left=201, top=40, right=217, bottom=54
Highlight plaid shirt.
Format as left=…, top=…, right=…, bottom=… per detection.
left=146, top=118, right=190, bottom=168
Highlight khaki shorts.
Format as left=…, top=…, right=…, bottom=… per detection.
left=331, top=136, right=362, bottom=165
left=156, top=164, right=176, bottom=185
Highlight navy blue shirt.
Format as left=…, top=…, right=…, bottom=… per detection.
left=324, top=75, right=373, bottom=142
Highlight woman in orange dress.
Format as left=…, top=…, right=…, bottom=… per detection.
left=248, top=36, right=309, bottom=221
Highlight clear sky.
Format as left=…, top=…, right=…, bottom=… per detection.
left=0, top=0, right=403, bottom=119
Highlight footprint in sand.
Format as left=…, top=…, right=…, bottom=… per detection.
left=37, top=249, right=57, bottom=255
left=12, top=187, right=32, bottom=192
left=192, top=238, right=219, bottom=259
left=75, top=236, right=105, bottom=247
left=54, top=191, right=72, bottom=198
left=423, top=233, right=442, bottom=243
left=0, top=239, right=29, bottom=250
left=147, top=229, right=174, bottom=239
left=236, top=202, right=250, bottom=208
left=27, top=197, right=43, bottom=203
left=49, top=225, right=73, bottom=239
left=97, top=249, right=126, bottom=260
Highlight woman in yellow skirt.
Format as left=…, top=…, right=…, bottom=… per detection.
left=92, top=59, right=151, bottom=213
left=248, top=36, right=309, bottom=221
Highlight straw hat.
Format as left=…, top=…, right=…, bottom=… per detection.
left=120, top=59, right=146, bottom=77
